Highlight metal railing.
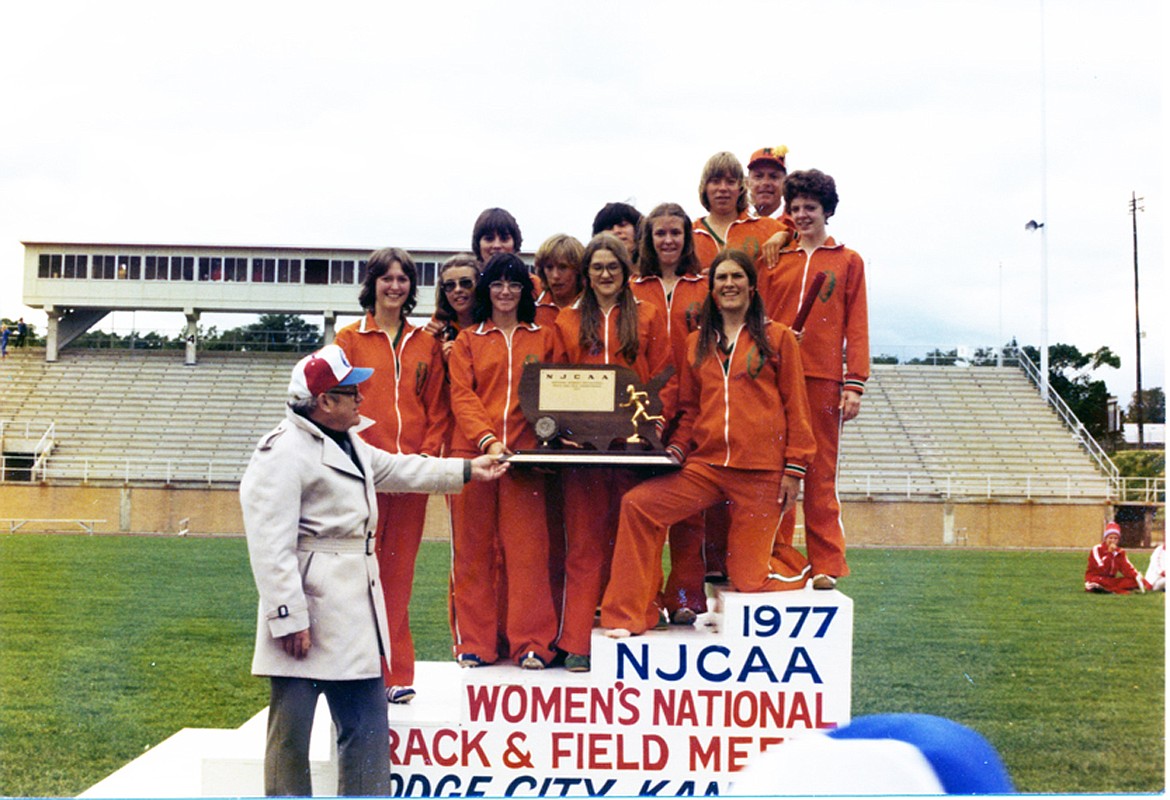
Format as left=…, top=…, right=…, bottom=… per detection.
left=2, top=451, right=1162, bottom=504
left=1, top=419, right=54, bottom=441
left=30, top=422, right=56, bottom=474
left=839, top=470, right=1163, bottom=504
left=1, top=453, right=244, bottom=485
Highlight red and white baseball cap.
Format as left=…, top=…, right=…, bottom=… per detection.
left=288, top=344, right=373, bottom=400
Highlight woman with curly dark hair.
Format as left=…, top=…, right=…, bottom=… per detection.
left=447, top=253, right=558, bottom=670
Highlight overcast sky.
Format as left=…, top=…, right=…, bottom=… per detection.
left=1, top=0, right=1163, bottom=405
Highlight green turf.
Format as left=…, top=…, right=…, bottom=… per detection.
left=0, top=536, right=1163, bottom=795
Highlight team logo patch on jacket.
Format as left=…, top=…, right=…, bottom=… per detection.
left=819, top=271, right=837, bottom=303
left=746, top=345, right=766, bottom=379
left=414, top=362, right=429, bottom=397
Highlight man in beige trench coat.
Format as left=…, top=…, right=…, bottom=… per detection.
left=241, top=344, right=507, bottom=796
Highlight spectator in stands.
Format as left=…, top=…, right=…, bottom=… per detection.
left=333, top=248, right=449, bottom=706
left=760, top=168, right=869, bottom=590
left=240, top=344, right=506, bottom=796
left=592, top=202, right=643, bottom=268
left=599, top=250, right=816, bottom=638
left=533, top=233, right=585, bottom=327
left=1145, top=538, right=1165, bottom=592
left=428, top=254, right=482, bottom=362
left=1085, top=521, right=1152, bottom=594
left=447, top=253, right=559, bottom=669
left=15, top=318, right=27, bottom=348
left=692, top=151, right=787, bottom=272
left=1, top=323, right=8, bottom=358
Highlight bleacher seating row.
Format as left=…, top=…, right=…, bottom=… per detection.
left=0, top=349, right=1114, bottom=499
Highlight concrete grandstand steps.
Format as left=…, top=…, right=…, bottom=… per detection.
left=840, top=365, right=1112, bottom=499
left=1, top=350, right=297, bottom=482
left=3, top=352, right=1113, bottom=499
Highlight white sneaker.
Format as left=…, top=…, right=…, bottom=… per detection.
left=386, top=686, right=416, bottom=704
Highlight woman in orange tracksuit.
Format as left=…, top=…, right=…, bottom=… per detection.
left=551, top=233, right=670, bottom=671
left=631, top=203, right=710, bottom=623
left=758, top=169, right=869, bottom=589
left=533, top=234, right=586, bottom=621
left=448, top=253, right=559, bottom=669
left=600, top=249, right=816, bottom=637
left=333, top=248, right=449, bottom=705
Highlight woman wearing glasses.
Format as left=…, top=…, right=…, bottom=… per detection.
left=429, top=254, right=482, bottom=362
left=447, top=253, right=559, bottom=670
left=550, top=233, right=670, bottom=672
left=333, top=248, right=449, bottom=705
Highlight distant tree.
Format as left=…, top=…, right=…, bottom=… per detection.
left=872, top=354, right=899, bottom=365
left=1126, top=387, right=1165, bottom=424
left=1112, top=449, right=1165, bottom=479
left=908, top=348, right=957, bottom=366
left=1022, top=343, right=1120, bottom=441
left=971, top=346, right=1004, bottom=366
left=131, top=331, right=174, bottom=350
left=216, top=314, right=322, bottom=352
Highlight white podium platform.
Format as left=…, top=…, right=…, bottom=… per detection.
left=81, top=588, right=852, bottom=797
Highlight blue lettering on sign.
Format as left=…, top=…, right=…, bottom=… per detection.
left=389, top=773, right=492, bottom=797
left=615, top=642, right=822, bottom=684
left=696, top=646, right=731, bottom=681
left=504, top=776, right=618, bottom=796
left=740, top=605, right=837, bottom=638
left=639, top=779, right=722, bottom=796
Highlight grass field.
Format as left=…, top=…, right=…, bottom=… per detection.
left=0, top=535, right=1163, bottom=796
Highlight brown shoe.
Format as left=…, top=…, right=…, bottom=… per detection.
left=811, top=574, right=837, bottom=590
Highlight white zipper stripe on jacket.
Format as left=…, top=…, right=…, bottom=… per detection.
left=389, top=327, right=415, bottom=454
left=722, top=324, right=745, bottom=467
left=502, top=327, right=514, bottom=446
left=601, top=306, right=614, bottom=364
left=647, top=278, right=672, bottom=337
left=797, top=249, right=814, bottom=307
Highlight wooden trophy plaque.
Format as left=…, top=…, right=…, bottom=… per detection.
left=506, top=362, right=679, bottom=467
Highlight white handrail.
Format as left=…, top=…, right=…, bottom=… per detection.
left=30, top=422, right=56, bottom=477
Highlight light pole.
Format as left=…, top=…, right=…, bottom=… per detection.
left=1130, top=191, right=1145, bottom=446
left=1028, top=0, right=1050, bottom=403
left=1025, top=219, right=1049, bottom=402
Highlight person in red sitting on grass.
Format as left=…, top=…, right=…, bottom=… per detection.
left=1085, top=521, right=1152, bottom=594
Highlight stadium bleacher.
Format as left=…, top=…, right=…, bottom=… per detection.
left=0, top=349, right=298, bottom=483
left=839, top=364, right=1113, bottom=500
left=0, top=349, right=1114, bottom=501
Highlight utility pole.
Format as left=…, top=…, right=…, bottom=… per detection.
left=1130, top=191, right=1144, bottom=446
